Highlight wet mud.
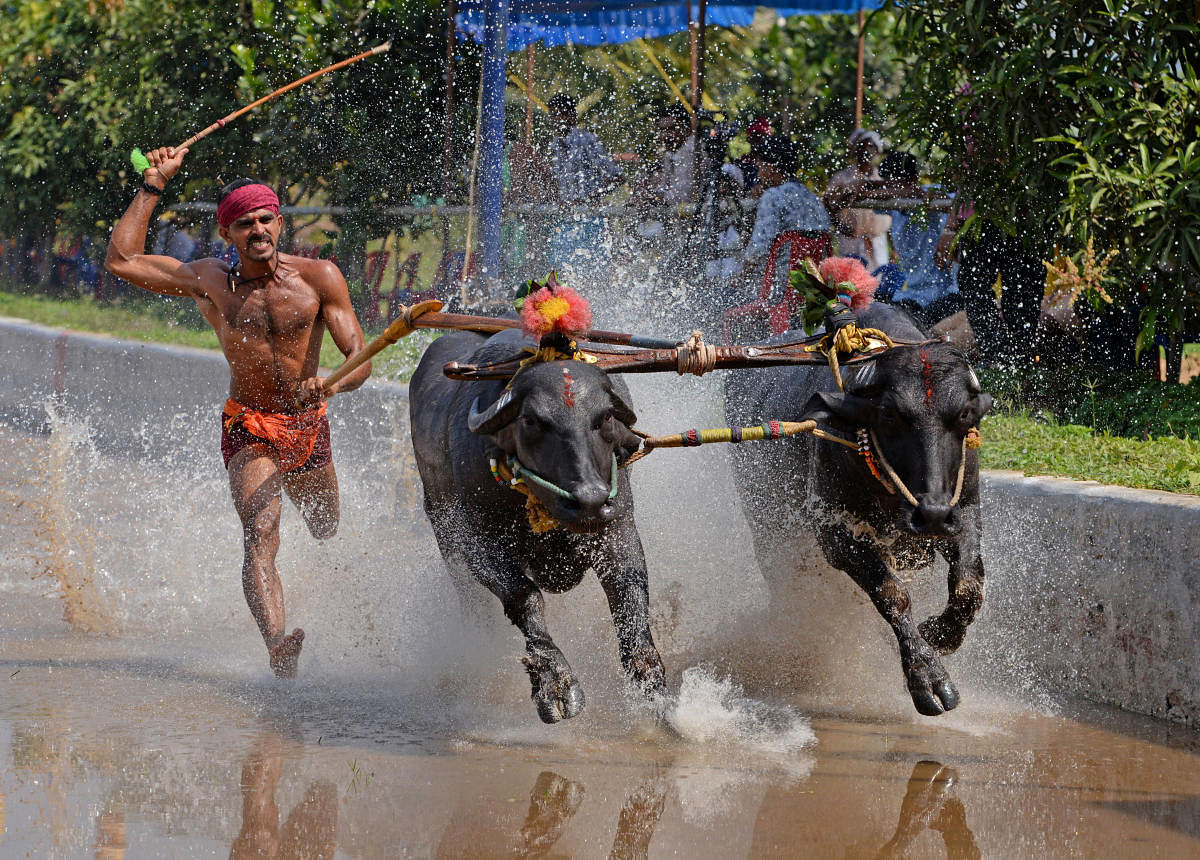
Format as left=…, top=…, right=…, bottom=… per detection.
left=2, top=402, right=1199, bottom=856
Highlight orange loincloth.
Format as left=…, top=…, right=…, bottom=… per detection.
left=222, top=399, right=328, bottom=473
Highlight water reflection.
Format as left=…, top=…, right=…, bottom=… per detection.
left=513, top=771, right=584, bottom=857
left=94, top=806, right=126, bottom=860
left=878, top=760, right=979, bottom=860
left=608, top=777, right=668, bottom=859
left=229, top=733, right=339, bottom=860
left=434, top=768, right=670, bottom=859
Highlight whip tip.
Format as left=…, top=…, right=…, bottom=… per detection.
left=373, top=41, right=392, bottom=53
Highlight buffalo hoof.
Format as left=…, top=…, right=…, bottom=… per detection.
left=522, top=653, right=586, bottom=723
left=909, top=679, right=960, bottom=716
left=626, top=649, right=668, bottom=699
left=918, top=615, right=968, bottom=655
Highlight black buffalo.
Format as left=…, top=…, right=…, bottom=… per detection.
left=724, top=304, right=993, bottom=716
left=409, top=329, right=666, bottom=722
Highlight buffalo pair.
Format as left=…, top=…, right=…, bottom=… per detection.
left=409, top=303, right=992, bottom=722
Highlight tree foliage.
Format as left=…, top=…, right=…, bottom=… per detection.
left=512, top=10, right=901, bottom=183
left=0, top=0, right=478, bottom=267
left=890, top=0, right=1200, bottom=342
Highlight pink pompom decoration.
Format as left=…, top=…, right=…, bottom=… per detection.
left=818, top=256, right=878, bottom=311
left=519, top=284, right=593, bottom=339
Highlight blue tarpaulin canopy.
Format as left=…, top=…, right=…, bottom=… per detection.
left=457, top=0, right=882, bottom=50
left=455, top=0, right=882, bottom=295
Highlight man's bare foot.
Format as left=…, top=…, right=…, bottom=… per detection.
left=269, top=628, right=305, bottom=678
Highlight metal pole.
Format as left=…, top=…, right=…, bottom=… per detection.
left=855, top=8, right=865, bottom=127
left=442, top=0, right=458, bottom=261
left=479, top=0, right=509, bottom=299
left=693, top=0, right=707, bottom=202
left=525, top=44, right=535, bottom=144
left=444, top=0, right=458, bottom=197
left=688, top=0, right=699, bottom=135
left=696, top=0, right=707, bottom=109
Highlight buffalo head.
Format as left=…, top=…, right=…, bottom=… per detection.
left=800, top=344, right=992, bottom=536
left=467, top=361, right=641, bottom=531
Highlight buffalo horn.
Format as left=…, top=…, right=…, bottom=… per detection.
left=845, top=361, right=877, bottom=392
left=467, top=390, right=520, bottom=434
left=609, top=388, right=638, bottom=428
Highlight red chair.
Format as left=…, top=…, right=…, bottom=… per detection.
left=362, top=250, right=391, bottom=326
left=387, top=252, right=427, bottom=319
left=722, top=231, right=832, bottom=342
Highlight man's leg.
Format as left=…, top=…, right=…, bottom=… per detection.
left=228, top=445, right=304, bottom=677
left=281, top=462, right=339, bottom=540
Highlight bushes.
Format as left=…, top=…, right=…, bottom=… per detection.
left=981, top=367, right=1200, bottom=440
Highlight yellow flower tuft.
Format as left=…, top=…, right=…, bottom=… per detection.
left=535, top=295, right=571, bottom=326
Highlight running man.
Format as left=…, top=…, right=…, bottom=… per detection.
left=105, top=146, right=372, bottom=677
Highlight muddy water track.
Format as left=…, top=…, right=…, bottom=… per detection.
left=1, top=421, right=1199, bottom=856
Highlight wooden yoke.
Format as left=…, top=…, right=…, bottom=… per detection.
left=322, top=300, right=938, bottom=392
left=442, top=332, right=928, bottom=381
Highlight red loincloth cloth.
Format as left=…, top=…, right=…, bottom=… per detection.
left=220, top=399, right=331, bottom=474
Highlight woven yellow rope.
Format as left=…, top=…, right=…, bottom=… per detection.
left=493, top=458, right=560, bottom=533
left=819, top=323, right=895, bottom=391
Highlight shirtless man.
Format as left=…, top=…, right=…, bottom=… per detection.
left=105, top=146, right=371, bottom=677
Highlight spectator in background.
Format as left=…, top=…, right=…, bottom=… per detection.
left=503, top=138, right=556, bottom=283
left=545, top=93, right=624, bottom=306
left=824, top=128, right=890, bottom=269
left=546, top=93, right=623, bottom=205
left=744, top=136, right=831, bottom=265
left=875, top=151, right=961, bottom=327
left=635, top=103, right=699, bottom=207
left=735, top=115, right=773, bottom=196
left=506, top=139, right=556, bottom=205
left=153, top=215, right=199, bottom=262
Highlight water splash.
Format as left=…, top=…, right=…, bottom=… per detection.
left=28, top=403, right=115, bottom=634
left=665, top=665, right=816, bottom=754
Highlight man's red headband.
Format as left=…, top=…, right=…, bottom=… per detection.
left=217, top=184, right=280, bottom=228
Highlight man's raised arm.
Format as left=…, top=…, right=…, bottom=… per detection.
left=105, top=146, right=204, bottom=297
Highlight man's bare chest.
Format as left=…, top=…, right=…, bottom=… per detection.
left=216, top=280, right=321, bottom=341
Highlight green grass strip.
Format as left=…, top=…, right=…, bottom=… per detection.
left=980, top=413, right=1200, bottom=495
left=0, top=289, right=220, bottom=351
left=0, top=288, right=431, bottom=381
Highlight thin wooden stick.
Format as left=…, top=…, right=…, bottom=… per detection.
left=460, top=74, right=486, bottom=308
left=323, top=299, right=442, bottom=395
left=177, top=43, right=391, bottom=150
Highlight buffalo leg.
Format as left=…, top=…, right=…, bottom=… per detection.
left=427, top=513, right=585, bottom=723
left=920, top=504, right=986, bottom=655
left=919, top=536, right=985, bottom=656
left=500, top=578, right=587, bottom=723
left=596, top=559, right=667, bottom=702
left=820, top=525, right=959, bottom=716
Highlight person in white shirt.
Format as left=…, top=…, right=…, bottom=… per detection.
left=547, top=93, right=623, bottom=204
left=545, top=93, right=624, bottom=306
left=636, top=103, right=699, bottom=206
left=823, top=128, right=891, bottom=268
left=744, top=136, right=831, bottom=263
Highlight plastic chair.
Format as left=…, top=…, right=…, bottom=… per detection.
left=362, top=250, right=391, bottom=326
left=722, top=231, right=832, bottom=342
left=387, top=252, right=427, bottom=319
